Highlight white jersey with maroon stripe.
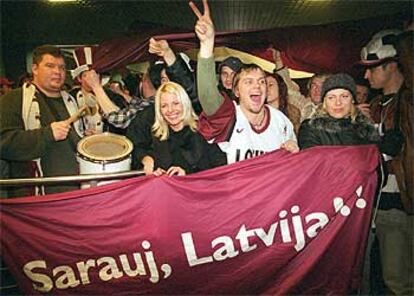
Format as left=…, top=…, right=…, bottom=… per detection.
left=218, top=104, right=296, bottom=164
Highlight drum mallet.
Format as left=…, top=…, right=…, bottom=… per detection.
left=64, top=105, right=89, bottom=125
left=64, top=99, right=96, bottom=125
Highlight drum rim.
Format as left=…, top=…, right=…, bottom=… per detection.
left=77, top=132, right=133, bottom=162
left=77, top=153, right=131, bottom=164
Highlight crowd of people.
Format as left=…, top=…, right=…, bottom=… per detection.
left=0, top=0, right=412, bottom=294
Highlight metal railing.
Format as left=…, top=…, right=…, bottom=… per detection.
left=0, top=170, right=144, bottom=187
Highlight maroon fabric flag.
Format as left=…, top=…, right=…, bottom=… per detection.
left=0, top=146, right=379, bottom=295
left=91, top=13, right=404, bottom=74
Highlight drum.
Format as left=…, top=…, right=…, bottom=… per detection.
left=77, top=132, right=133, bottom=188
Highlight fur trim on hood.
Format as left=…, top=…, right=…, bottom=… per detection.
left=308, top=109, right=380, bottom=143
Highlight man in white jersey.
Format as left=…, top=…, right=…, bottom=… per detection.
left=190, top=0, right=298, bottom=164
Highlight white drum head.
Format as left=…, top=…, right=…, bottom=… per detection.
left=77, top=132, right=133, bottom=162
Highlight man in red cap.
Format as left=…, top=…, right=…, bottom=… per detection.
left=0, top=77, right=14, bottom=96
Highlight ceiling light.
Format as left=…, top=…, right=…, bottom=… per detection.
left=47, top=0, right=77, bottom=3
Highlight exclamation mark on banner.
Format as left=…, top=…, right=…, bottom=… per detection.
left=355, top=185, right=367, bottom=209
left=333, top=186, right=367, bottom=217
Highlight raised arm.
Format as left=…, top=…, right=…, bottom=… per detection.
left=149, top=38, right=198, bottom=109
left=149, top=38, right=177, bottom=67
left=82, top=70, right=119, bottom=114
left=270, top=48, right=311, bottom=121
left=270, top=48, right=300, bottom=92
left=190, top=0, right=223, bottom=116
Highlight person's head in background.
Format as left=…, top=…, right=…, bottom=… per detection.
left=307, top=73, right=330, bottom=105
left=354, top=77, right=370, bottom=104
left=17, top=72, right=32, bottom=87
left=148, top=62, right=168, bottom=90
left=76, top=70, right=98, bottom=93
left=265, top=72, right=289, bottom=114
left=0, top=77, right=14, bottom=96
left=218, top=57, right=243, bottom=91
left=123, top=73, right=142, bottom=98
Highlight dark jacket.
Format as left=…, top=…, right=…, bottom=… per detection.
left=165, top=54, right=201, bottom=114
left=370, top=86, right=413, bottom=213
left=0, top=87, right=80, bottom=197
left=126, top=105, right=155, bottom=169
left=138, top=126, right=226, bottom=173
left=127, top=113, right=226, bottom=173
left=298, top=110, right=380, bottom=149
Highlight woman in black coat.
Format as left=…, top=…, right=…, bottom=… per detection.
left=298, top=74, right=380, bottom=149
left=131, top=81, right=226, bottom=176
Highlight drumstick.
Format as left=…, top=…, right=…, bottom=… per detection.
left=64, top=105, right=88, bottom=125
left=64, top=95, right=98, bottom=125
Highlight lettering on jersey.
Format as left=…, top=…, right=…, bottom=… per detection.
left=235, top=149, right=265, bottom=162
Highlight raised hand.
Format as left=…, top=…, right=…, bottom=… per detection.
left=148, top=38, right=176, bottom=66
left=269, top=47, right=281, bottom=63
left=82, top=69, right=101, bottom=91
left=149, top=38, right=170, bottom=57
left=189, top=0, right=214, bottom=57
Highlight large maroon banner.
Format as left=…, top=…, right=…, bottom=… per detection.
left=0, top=146, right=379, bottom=295
left=92, top=12, right=406, bottom=75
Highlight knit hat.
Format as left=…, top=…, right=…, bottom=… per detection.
left=71, top=46, right=98, bottom=79
left=219, top=56, right=243, bottom=73
left=321, top=74, right=356, bottom=101
left=360, top=29, right=402, bottom=67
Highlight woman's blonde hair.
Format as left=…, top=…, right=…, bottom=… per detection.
left=152, top=81, right=198, bottom=141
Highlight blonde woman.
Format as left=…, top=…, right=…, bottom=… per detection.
left=135, top=82, right=226, bottom=176
left=298, top=74, right=379, bottom=149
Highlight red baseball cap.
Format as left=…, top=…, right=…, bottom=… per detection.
left=0, top=77, right=13, bottom=86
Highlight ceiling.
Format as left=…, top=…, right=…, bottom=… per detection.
left=1, top=0, right=412, bottom=79
left=2, top=0, right=412, bottom=44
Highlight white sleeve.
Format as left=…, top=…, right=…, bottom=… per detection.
left=285, top=116, right=297, bottom=142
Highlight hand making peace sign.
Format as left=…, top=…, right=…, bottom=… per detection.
left=189, top=0, right=215, bottom=58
